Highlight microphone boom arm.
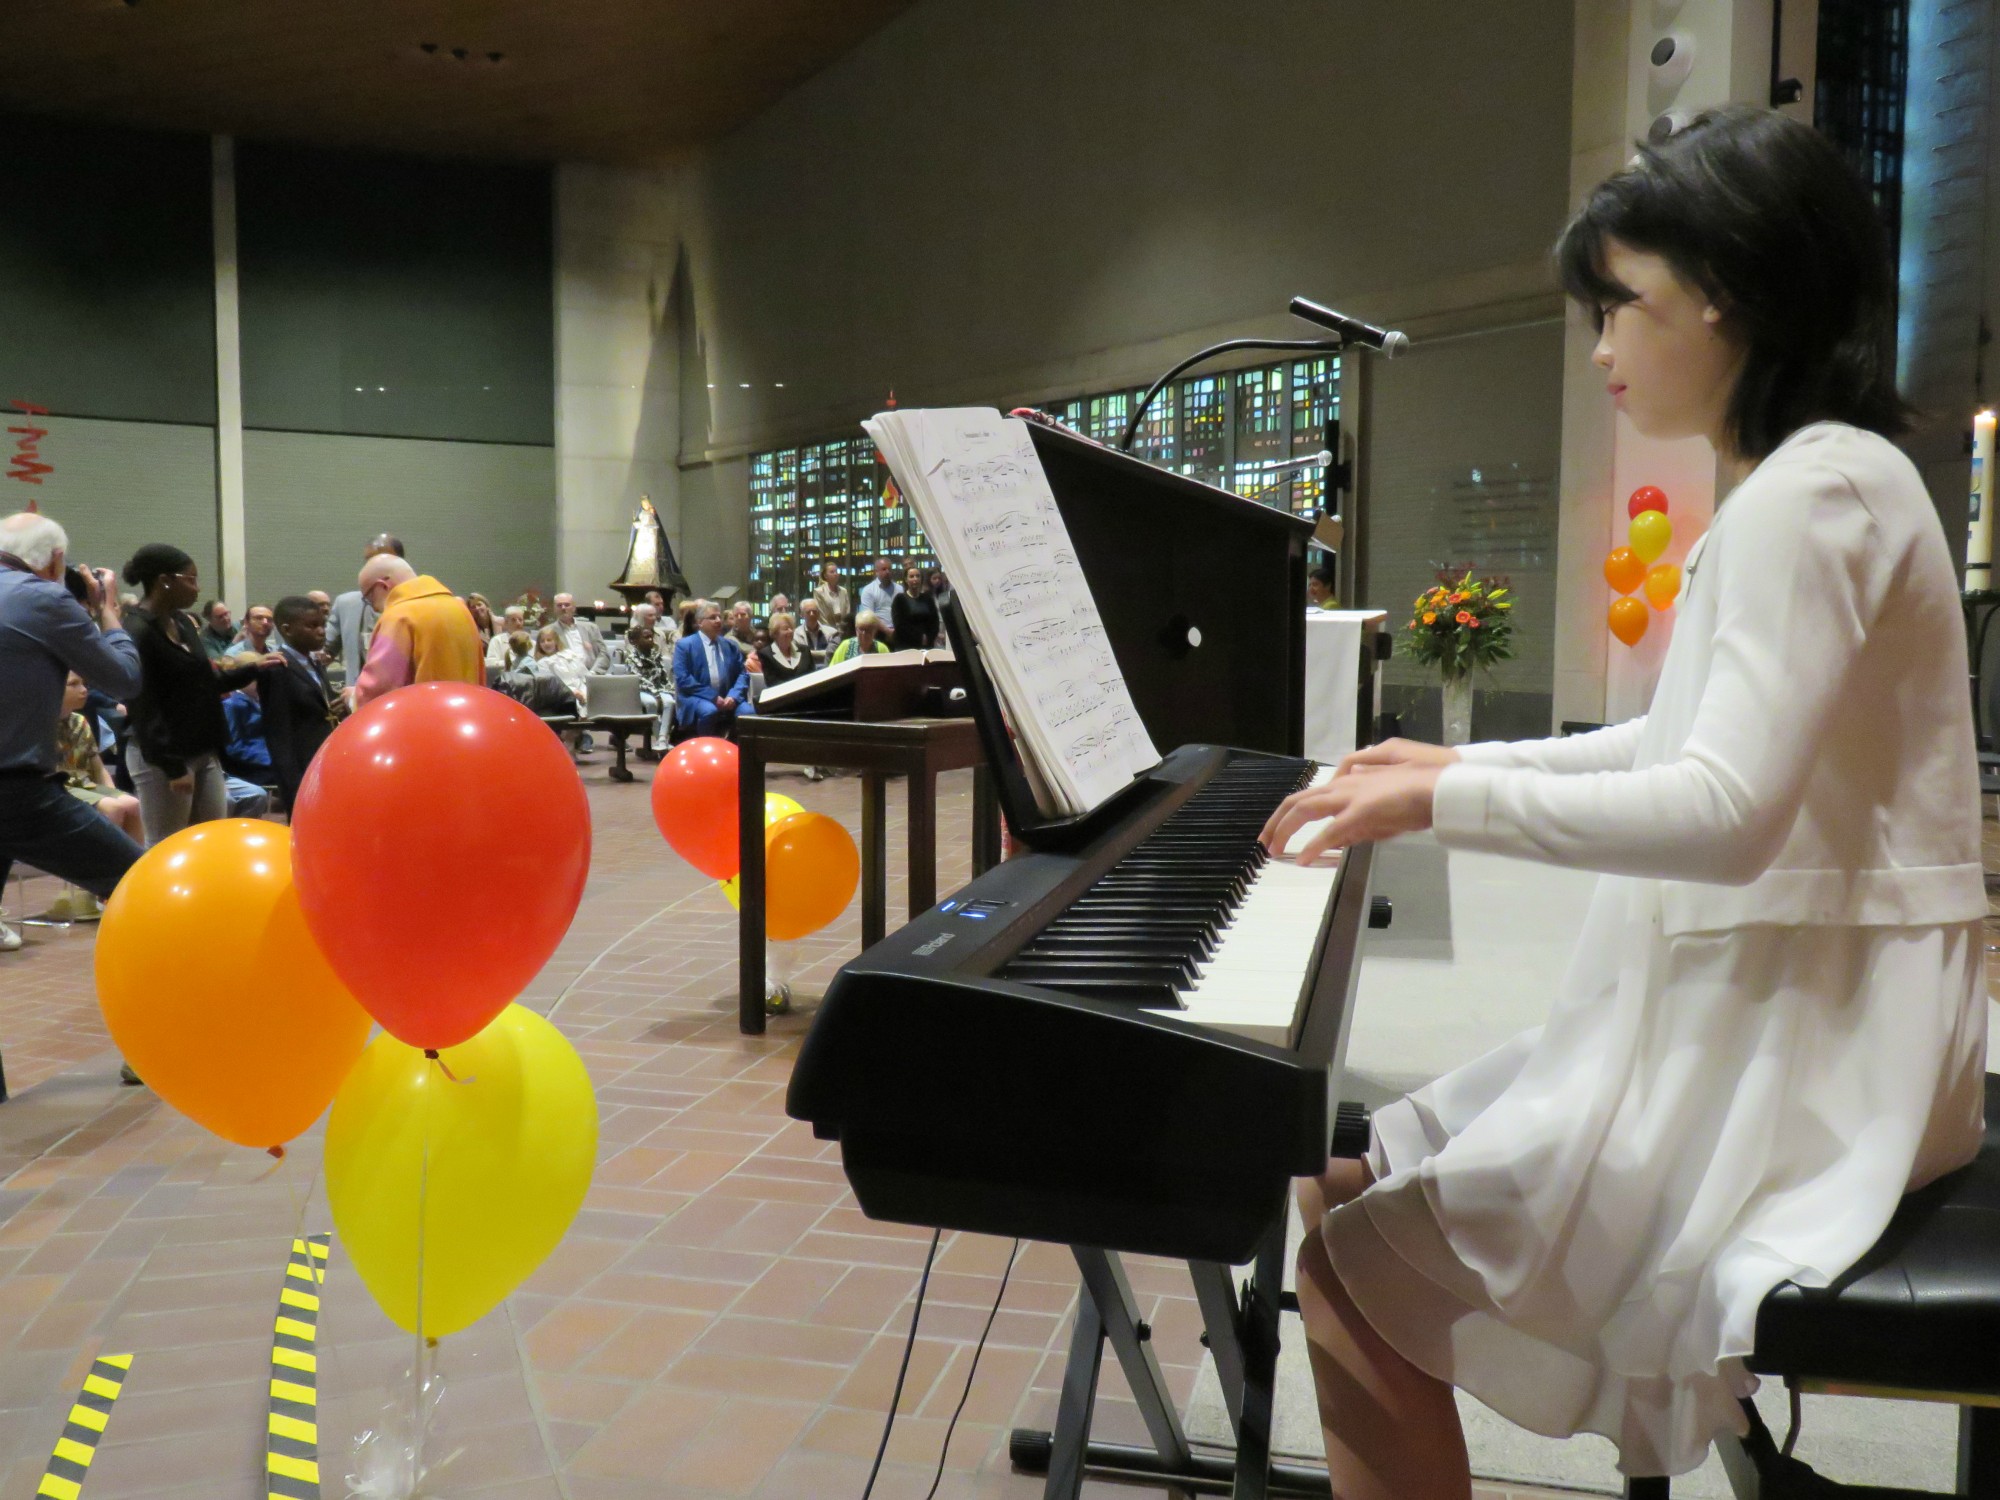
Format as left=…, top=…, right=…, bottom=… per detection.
left=1116, top=336, right=1347, bottom=454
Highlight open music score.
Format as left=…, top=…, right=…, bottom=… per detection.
left=865, top=408, right=1159, bottom=815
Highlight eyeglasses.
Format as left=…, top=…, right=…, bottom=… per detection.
left=169, top=570, right=199, bottom=584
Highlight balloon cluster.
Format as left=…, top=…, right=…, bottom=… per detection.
left=1603, top=486, right=1682, bottom=647
left=94, top=683, right=597, bottom=1339
left=649, top=740, right=859, bottom=939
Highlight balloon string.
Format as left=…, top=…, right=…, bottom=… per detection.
left=423, top=1049, right=472, bottom=1085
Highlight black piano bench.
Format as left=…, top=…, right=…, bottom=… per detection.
left=1337, top=1081, right=2000, bottom=1500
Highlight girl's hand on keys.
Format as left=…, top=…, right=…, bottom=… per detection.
left=1334, top=737, right=1460, bottom=779
left=1258, top=766, right=1445, bottom=866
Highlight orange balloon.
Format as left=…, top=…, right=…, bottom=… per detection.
left=1603, top=546, right=1645, bottom=596
left=764, top=812, right=860, bottom=941
left=95, top=822, right=372, bottom=1148
left=650, top=738, right=741, bottom=880
left=1629, top=508, right=1673, bottom=564
left=1643, top=562, right=1683, bottom=610
left=292, top=683, right=592, bottom=1051
left=1608, top=596, right=1650, bottom=646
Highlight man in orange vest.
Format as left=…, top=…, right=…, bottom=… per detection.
left=349, top=555, right=486, bottom=708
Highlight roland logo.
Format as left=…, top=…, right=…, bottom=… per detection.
left=912, top=932, right=956, bottom=957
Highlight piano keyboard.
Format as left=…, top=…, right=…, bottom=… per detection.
left=1000, top=761, right=1342, bottom=1044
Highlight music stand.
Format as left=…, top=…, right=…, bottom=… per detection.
left=941, top=594, right=1154, bottom=854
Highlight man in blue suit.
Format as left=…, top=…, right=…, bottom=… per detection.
left=672, top=599, right=755, bottom=738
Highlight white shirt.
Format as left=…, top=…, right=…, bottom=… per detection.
left=705, top=636, right=724, bottom=690
left=860, top=578, right=902, bottom=620
left=1433, top=421, right=1985, bottom=934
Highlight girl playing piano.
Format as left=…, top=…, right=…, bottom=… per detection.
left=1261, top=104, right=1986, bottom=1497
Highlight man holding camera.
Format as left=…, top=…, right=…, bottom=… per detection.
left=0, top=512, right=144, bottom=951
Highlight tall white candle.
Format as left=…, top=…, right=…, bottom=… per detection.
left=1970, top=409, right=1996, bottom=591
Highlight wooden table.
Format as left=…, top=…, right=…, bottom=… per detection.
left=736, top=716, right=1002, bottom=1034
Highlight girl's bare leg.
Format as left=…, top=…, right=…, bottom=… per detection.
left=1295, top=1159, right=1470, bottom=1500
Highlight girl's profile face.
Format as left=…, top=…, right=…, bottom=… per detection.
left=1591, top=238, right=1744, bottom=451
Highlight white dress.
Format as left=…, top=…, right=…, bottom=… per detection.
left=1323, top=423, right=1990, bottom=1476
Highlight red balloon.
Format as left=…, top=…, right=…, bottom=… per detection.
left=650, top=739, right=740, bottom=880
left=292, top=683, right=590, bottom=1050
left=1628, top=486, right=1668, bottom=519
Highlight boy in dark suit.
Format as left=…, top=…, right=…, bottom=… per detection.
left=258, top=595, right=343, bottom=813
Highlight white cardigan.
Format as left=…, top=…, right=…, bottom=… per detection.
left=1433, top=421, right=1986, bottom=936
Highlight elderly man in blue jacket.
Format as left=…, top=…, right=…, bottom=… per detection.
left=0, top=512, right=145, bottom=950
left=671, top=599, right=755, bottom=739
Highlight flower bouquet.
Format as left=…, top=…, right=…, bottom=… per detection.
left=1398, top=570, right=1515, bottom=744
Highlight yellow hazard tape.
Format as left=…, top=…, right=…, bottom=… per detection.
left=36, top=1355, right=131, bottom=1500
left=266, top=1235, right=329, bottom=1500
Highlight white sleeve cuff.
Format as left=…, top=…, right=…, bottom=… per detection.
left=1430, top=762, right=1497, bottom=848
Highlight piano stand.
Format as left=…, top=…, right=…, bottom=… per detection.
left=1011, top=1212, right=1333, bottom=1499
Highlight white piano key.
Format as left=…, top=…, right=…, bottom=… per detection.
left=1177, top=848, right=1341, bottom=1045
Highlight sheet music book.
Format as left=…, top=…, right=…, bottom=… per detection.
left=754, top=648, right=953, bottom=713
left=864, top=407, right=1160, bottom=815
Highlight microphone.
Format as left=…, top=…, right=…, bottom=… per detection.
left=1288, top=297, right=1409, bottom=357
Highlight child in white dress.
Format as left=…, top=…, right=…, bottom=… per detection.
left=1261, top=104, right=1988, bottom=1497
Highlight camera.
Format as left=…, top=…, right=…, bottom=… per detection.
left=62, top=564, right=91, bottom=606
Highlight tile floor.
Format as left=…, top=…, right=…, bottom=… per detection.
left=11, top=755, right=1988, bottom=1498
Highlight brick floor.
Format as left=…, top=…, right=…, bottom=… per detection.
left=11, top=748, right=1954, bottom=1498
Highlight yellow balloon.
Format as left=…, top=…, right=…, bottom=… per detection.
left=326, top=1004, right=596, bottom=1338
left=720, top=873, right=740, bottom=910
left=1629, top=508, right=1673, bottom=564
left=765, top=792, right=803, bottom=826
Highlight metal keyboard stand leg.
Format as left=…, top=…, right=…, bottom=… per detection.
left=1011, top=1215, right=1332, bottom=1498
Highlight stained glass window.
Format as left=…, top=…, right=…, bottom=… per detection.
left=746, top=354, right=1342, bottom=602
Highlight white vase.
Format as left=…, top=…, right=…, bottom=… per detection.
left=1440, top=674, right=1474, bottom=747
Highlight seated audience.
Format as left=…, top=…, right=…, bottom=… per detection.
left=729, top=600, right=761, bottom=655
left=198, top=599, right=237, bottom=660
left=226, top=603, right=276, bottom=658
left=550, top=593, right=609, bottom=671
left=533, top=625, right=590, bottom=712
left=767, top=592, right=792, bottom=621
left=257, top=595, right=342, bottom=814
left=622, top=621, right=675, bottom=751
left=799, top=598, right=839, bottom=664
left=124, top=544, right=280, bottom=845
left=57, top=673, right=143, bottom=846
left=643, top=588, right=670, bottom=631
left=892, top=564, right=940, bottom=650
left=672, top=600, right=754, bottom=738
left=759, top=612, right=816, bottom=689
left=487, top=606, right=528, bottom=670
left=220, top=686, right=273, bottom=785
left=465, top=592, right=496, bottom=648
left=830, top=610, right=893, bottom=665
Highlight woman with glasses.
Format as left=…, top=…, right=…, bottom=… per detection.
left=120, top=545, right=282, bottom=845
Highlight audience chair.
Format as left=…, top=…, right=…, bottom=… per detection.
left=580, top=674, right=657, bottom=783
left=1330, top=1087, right=2000, bottom=1500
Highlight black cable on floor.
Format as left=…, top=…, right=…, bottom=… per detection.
left=859, top=1227, right=942, bottom=1500
left=924, top=1238, right=1020, bottom=1500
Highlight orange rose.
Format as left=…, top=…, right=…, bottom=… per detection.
left=1422, top=611, right=1437, bottom=624
left=1455, top=610, right=1472, bottom=625
left=1450, top=592, right=1466, bottom=604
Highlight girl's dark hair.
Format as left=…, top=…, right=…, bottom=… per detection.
left=1555, top=104, right=1909, bottom=459
left=122, top=543, right=193, bottom=593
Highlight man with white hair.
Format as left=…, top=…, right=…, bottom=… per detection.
left=0, top=512, right=145, bottom=950
left=349, top=554, right=485, bottom=709
left=485, top=604, right=529, bottom=671
left=550, top=593, right=608, bottom=671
